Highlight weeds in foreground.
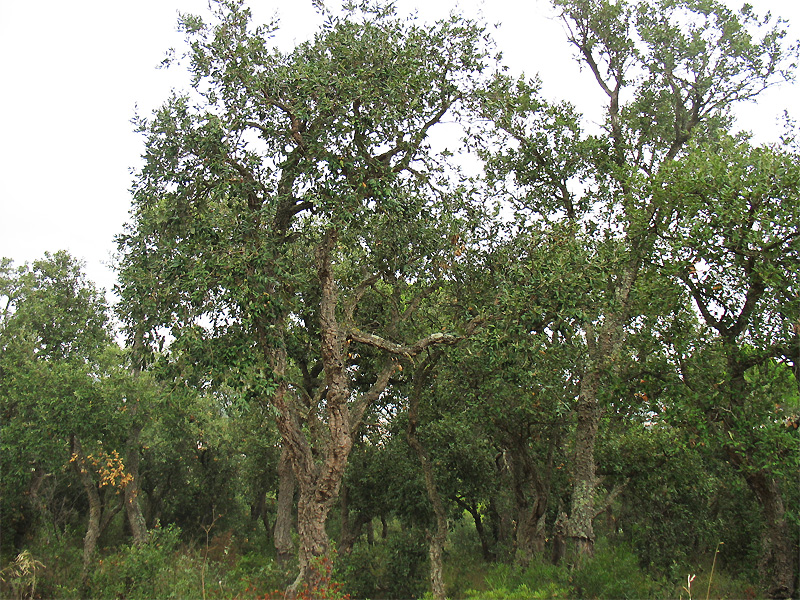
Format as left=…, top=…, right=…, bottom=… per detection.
left=0, top=550, right=45, bottom=600
left=705, top=542, right=723, bottom=600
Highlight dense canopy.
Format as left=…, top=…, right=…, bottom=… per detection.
left=1, top=1, right=798, bottom=598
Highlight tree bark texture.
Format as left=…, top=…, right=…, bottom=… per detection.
left=273, top=447, right=295, bottom=566
left=744, top=472, right=795, bottom=599
left=506, top=439, right=550, bottom=567
left=568, top=365, right=601, bottom=560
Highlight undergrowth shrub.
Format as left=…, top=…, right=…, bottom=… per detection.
left=464, top=561, right=571, bottom=600
left=89, top=524, right=184, bottom=599
left=337, top=527, right=427, bottom=599
left=571, top=541, right=666, bottom=599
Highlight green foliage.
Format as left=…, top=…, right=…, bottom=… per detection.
left=0, top=252, right=124, bottom=555
left=571, top=541, right=667, bottom=599
left=337, top=527, right=428, bottom=599
left=4, top=1, right=799, bottom=598
left=88, top=525, right=183, bottom=599
left=464, top=561, right=571, bottom=600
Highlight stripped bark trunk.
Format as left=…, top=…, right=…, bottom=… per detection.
left=267, top=229, right=461, bottom=596
left=567, top=262, right=636, bottom=561
left=568, top=367, right=600, bottom=560
left=506, top=436, right=552, bottom=567
left=274, top=447, right=295, bottom=566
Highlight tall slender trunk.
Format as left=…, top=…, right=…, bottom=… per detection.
left=123, top=424, right=147, bottom=546
left=126, top=333, right=148, bottom=545
left=71, top=436, right=102, bottom=584
left=407, top=351, right=449, bottom=600
left=567, top=259, right=636, bottom=561
left=274, top=447, right=295, bottom=565
left=278, top=230, right=358, bottom=597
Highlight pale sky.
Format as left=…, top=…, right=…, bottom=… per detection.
left=1, top=0, right=797, bottom=302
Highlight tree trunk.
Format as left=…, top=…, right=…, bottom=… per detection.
left=126, top=333, right=148, bottom=546
left=454, top=498, right=494, bottom=562
left=567, top=342, right=603, bottom=561
left=471, top=505, right=494, bottom=562
left=123, top=423, right=148, bottom=546
left=70, top=437, right=123, bottom=586
left=268, top=229, right=451, bottom=594
left=744, top=471, right=795, bottom=598
left=72, top=436, right=102, bottom=584
left=551, top=510, right=568, bottom=565
left=289, top=488, right=335, bottom=595
left=506, top=440, right=550, bottom=567
left=274, top=447, right=295, bottom=566
left=488, top=494, right=513, bottom=561
left=721, top=353, right=796, bottom=599
left=407, top=351, right=449, bottom=600
left=568, top=385, right=599, bottom=561
left=281, top=230, right=358, bottom=596
left=339, top=482, right=369, bottom=555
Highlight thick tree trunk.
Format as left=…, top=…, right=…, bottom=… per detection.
left=270, top=229, right=452, bottom=595
left=567, top=366, right=600, bottom=561
left=506, top=442, right=549, bottom=567
left=274, top=447, right=295, bottom=566
left=745, top=471, right=795, bottom=598
left=282, top=230, right=357, bottom=597
left=289, top=489, right=335, bottom=594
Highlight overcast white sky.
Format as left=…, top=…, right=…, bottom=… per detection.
left=1, top=0, right=797, bottom=301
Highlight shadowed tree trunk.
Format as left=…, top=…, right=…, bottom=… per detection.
left=505, top=433, right=555, bottom=566
left=744, top=471, right=795, bottom=599
left=274, top=447, right=295, bottom=566
left=339, top=482, right=370, bottom=555
left=453, top=497, right=495, bottom=562
left=123, top=423, right=147, bottom=546
left=407, top=350, right=449, bottom=600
